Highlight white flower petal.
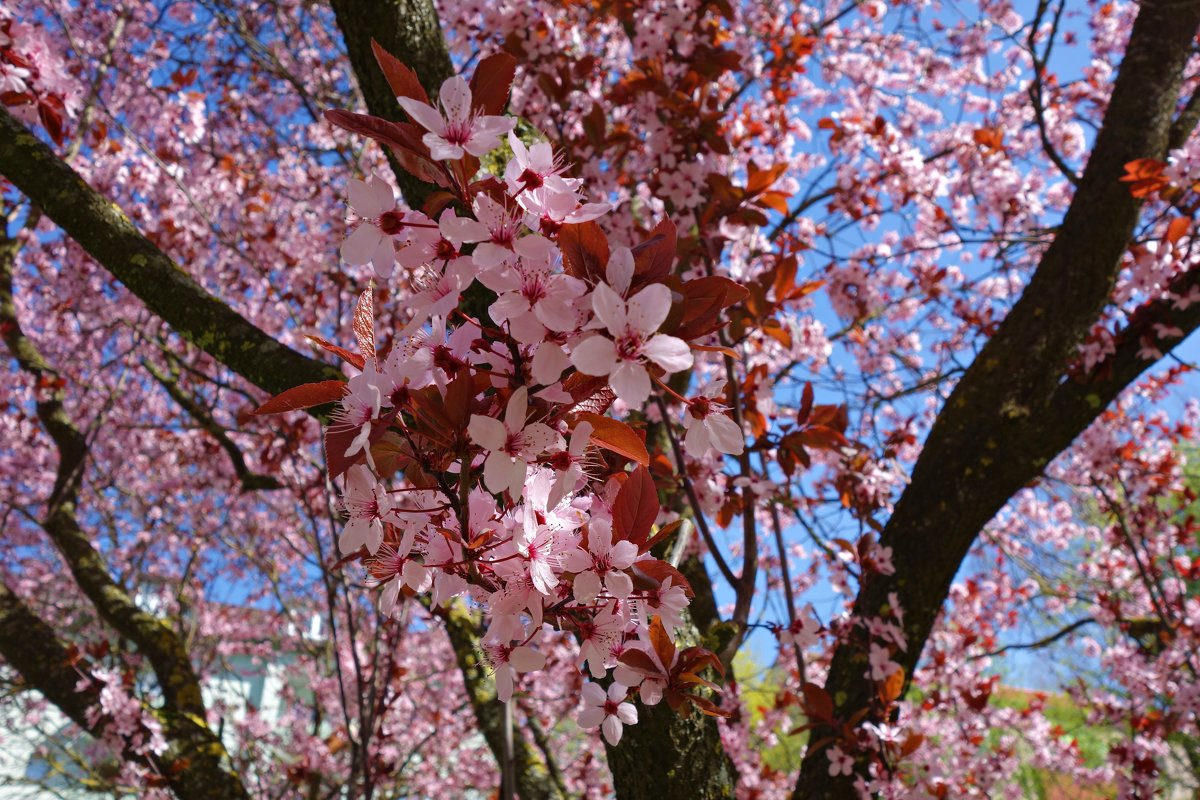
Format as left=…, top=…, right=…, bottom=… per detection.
left=532, top=341, right=570, bottom=385
left=510, top=646, right=546, bottom=673
left=341, top=224, right=385, bottom=266
left=627, top=283, right=671, bottom=335
left=604, top=570, right=633, bottom=599
left=577, top=707, right=604, bottom=729
left=397, top=96, right=446, bottom=136
left=609, top=361, right=651, bottom=407
left=707, top=414, right=745, bottom=455
left=438, top=75, right=472, bottom=123
left=602, top=716, right=623, bottom=746
left=505, top=386, right=529, bottom=427
left=570, top=336, right=618, bottom=377
left=592, top=282, right=627, bottom=333
left=641, top=334, right=693, bottom=373
left=468, top=414, right=507, bottom=450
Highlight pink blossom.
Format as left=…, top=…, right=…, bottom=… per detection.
left=682, top=380, right=744, bottom=457
left=339, top=465, right=398, bottom=555
left=571, top=282, right=693, bottom=407
left=827, top=746, right=854, bottom=777
left=397, top=75, right=514, bottom=160
left=468, top=387, right=561, bottom=497
left=577, top=682, right=637, bottom=746
left=482, top=642, right=546, bottom=702
left=562, top=519, right=639, bottom=603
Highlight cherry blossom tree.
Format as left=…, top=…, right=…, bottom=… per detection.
left=4, top=1, right=1200, bottom=799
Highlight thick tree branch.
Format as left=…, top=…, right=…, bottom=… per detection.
left=144, top=359, right=284, bottom=492
left=0, top=230, right=250, bottom=799
left=329, top=0, right=453, bottom=211
left=0, top=105, right=341, bottom=397
left=793, top=1, right=1200, bottom=796
left=0, top=581, right=109, bottom=741
left=435, top=603, right=566, bottom=800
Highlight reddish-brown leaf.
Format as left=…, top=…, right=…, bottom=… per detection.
left=879, top=667, right=906, bottom=705
left=801, top=681, right=834, bottom=723
left=798, top=425, right=848, bottom=450
left=687, top=694, right=732, bottom=718
left=353, top=286, right=375, bottom=362
left=251, top=380, right=347, bottom=416
left=673, top=276, right=749, bottom=341
left=798, top=382, right=814, bottom=425
left=306, top=334, right=366, bottom=370
left=647, top=615, right=677, bottom=670
left=371, top=40, right=430, bottom=105
left=632, top=559, right=695, bottom=598
left=324, top=110, right=449, bottom=188
left=574, top=412, right=649, bottom=465
left=631, top=217, right=677, bottom=286
left=324, top=423, right=363, bottom=480
left=899, top=732, right=925, bottom=758
left=676, top=645, right=724, bottom=678
left=1166, top=215, right=1191, bottom=246
left=559, top=221, right=610, bottom=283
left=617, top=649, right=662, bottom=675
left=612, top=465, right=658, bottom=546
left=469, top=51, right=519, bottom=116
left=641, top=518, right=683, bottom=554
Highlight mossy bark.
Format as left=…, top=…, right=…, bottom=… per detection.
left=792, top=0, right=1200, bottom=796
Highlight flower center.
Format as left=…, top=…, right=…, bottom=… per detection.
left=443, top=117, right=473, bottom=146
left=615, top=333, right=642, bottom=361
left=522, top=274, right=548, bottom=303
left=503, top=429, right=524, bottom=456
left=688, top=396, right=712, bottom=420
left=546, top=450, right=573, bottom=471
left=378, top=210, right=407, bottom=235
left=518, top=167, right=544, bottom=190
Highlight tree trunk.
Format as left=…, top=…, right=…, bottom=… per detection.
left=792, top=0, right=1200, bottom=796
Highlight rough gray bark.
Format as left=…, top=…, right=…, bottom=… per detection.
left=792, top=0, right=1200, bottom=796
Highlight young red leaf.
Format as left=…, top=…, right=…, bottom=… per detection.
left=631, top=559, right=695, bottom=598
left=1166, top=215, right=1191, bottom=246
left=353, top=286, right=376, bottom=362
left=686, top=694, right=732, bottom=718
left=899, top=732, right=925, bottom=758
left=647, top=615, right=677, bottom=670
left=878, top=667, right=906, bottom=705
left=630, top=217, right=677, bottom=286
left=798, top=425, right=849, bottom=450
left=617, top=648, right=663, bottom=675
left=306, top=334, right=366, bottom=370
left=801, top=681, right=834, bottom=723
left=574, top=412, right=649, bottom=465
left=677, top=645, right=725, bottom=678
left=323, top=110, right=450, bottom=188
left=673, top=276, right=749, bottom=341
left=371, top=40, right=430, bottom=105
left=612, top=465, right=659, bottom=546
left=798, top=382, right=814, bottom=425
left=641, top=518, right=683, bottom=554
left=251, top=380, right=347, bottom=416
left=469, top=51, right=519, bottom=116
left=558, top=221, right=610, bottom=284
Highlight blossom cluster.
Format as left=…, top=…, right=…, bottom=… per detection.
left=266, top=52, right=749, bottom=745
